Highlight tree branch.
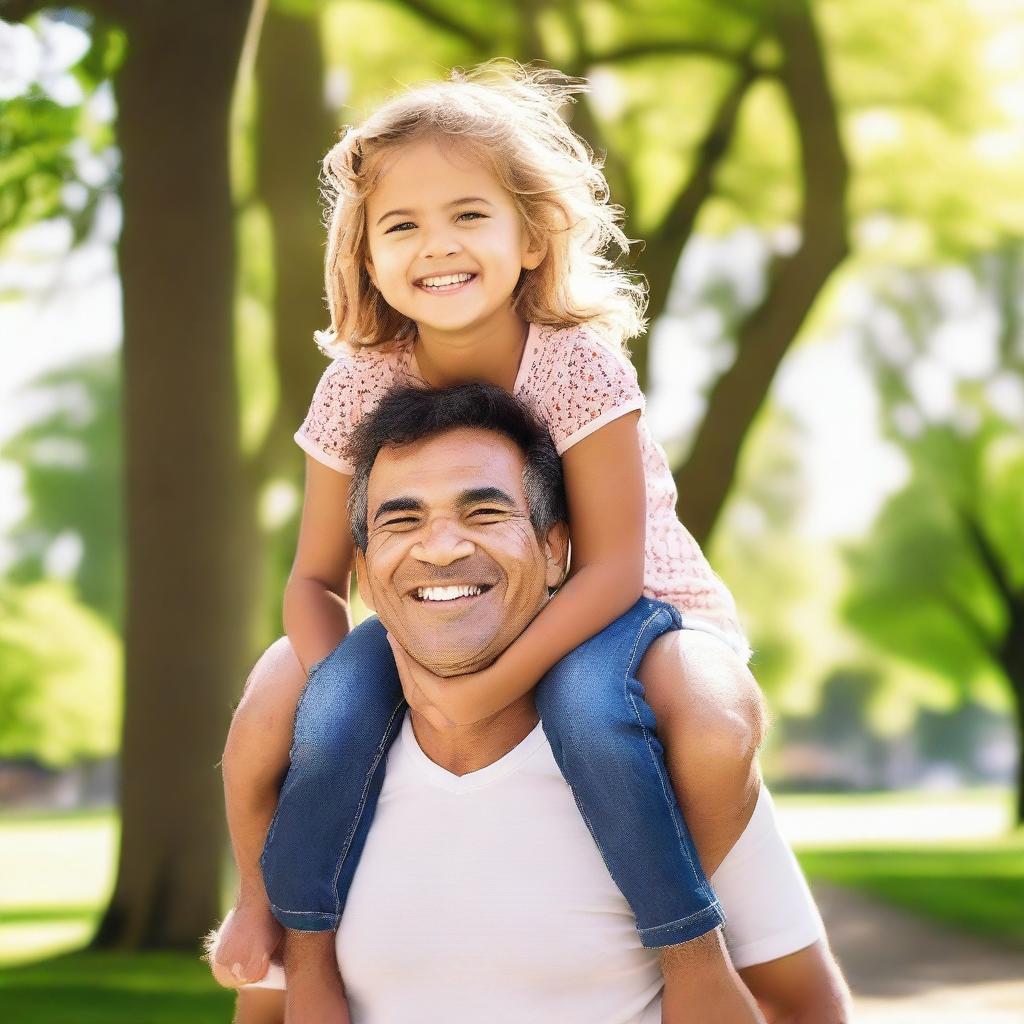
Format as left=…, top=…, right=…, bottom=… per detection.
left=382, top=0, right=490, bottom=51
left=591, top=39, right=752, bottom=68
left=653, top=55, right=759, bottom=250
left=631, top=53, right=761, bottom=386
left=936, top=585, right=1000, bottom=660
left=673, top=0, right=850, bottom=545
left=958, top=507, right=1020, bottom=612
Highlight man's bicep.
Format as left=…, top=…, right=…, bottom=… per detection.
left=739, top=942, right=851, bottom=1023
left=226, top=638, right=308, bottom=788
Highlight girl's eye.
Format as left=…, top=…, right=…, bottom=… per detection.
left=384, top=221, right=415, bottom=234
left=457, top=211, right=485, bottom=222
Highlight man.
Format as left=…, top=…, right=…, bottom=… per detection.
left=214, top=383, right=851, bottom=1023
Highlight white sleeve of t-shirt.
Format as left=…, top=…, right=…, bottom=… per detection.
left=710, top=786, right=826, bottom=970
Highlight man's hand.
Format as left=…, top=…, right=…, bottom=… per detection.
left=660, top=929, right=765, bottom=1023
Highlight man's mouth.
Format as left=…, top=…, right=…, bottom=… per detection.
left=413, top=583, right=493, bottom=603
left=415, top=272, right=477, bottom=294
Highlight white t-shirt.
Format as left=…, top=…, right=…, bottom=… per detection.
left=250, top=713, right=824, bottom=1022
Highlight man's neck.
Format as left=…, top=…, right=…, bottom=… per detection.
left=408, top=697, right=539, bottom=777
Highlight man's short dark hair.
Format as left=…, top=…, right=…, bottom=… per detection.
left=345, top=382, right=567, bottom=551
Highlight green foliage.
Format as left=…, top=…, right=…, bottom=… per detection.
left=0, top=581, right=121, bottom=766
left=0, top=15, right=122, bottom=250
left=2, top=355, right=122, bottom=627
left=316, top=0, right=1019, bottom=265
left=842, top=248, right=1024, bottom=727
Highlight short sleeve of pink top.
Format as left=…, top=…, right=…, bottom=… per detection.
left=295, top=323, right=751, bottom=660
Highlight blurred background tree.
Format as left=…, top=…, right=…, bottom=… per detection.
left=1, top=0, right=1021, bottom=954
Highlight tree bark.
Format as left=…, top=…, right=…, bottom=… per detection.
left=674, top=0, right=849, bottom=546
left=252, top=6, right=336, bottom=485
left=93, top=1, right=256, bottom=949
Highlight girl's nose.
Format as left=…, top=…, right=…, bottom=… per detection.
left=420, top=228, right=461, bottom=261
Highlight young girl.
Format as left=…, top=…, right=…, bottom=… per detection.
left=216, top=61, right=766, bottom=1022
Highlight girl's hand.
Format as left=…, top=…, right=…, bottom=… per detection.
left=386, top=634, right=458, bottom=731
left=387, top=634, right=535, bottom=726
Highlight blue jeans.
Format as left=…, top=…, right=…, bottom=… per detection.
left=260, top=597, right=725, bottom=948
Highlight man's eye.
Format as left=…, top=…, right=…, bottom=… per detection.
left=382, top=517, right=418, bottom=527
left=470, top=508, right=506, bottom=518
left=384, top=221, right=415, bottom=233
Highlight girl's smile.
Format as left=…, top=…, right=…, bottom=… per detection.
left=416, top=271, right=478, bottom=294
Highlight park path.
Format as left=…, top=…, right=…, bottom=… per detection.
left=811, top=881, right=1024, bottom=1023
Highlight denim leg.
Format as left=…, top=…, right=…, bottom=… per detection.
left=535, top=597, right=725, bottom=948
left=260, top=616, right=406, bottom=931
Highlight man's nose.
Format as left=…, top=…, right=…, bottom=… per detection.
left=412, top=518, right=474, bottom=565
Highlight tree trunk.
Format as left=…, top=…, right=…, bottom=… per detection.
left=253, top=6, right=335, bottom=484
left=674, top=0, right=849, bottom=546
left=94, top=1, right=256, bottom=949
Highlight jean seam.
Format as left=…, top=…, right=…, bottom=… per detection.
left=638, top=900, right=724, bottom=933
left=267, top=904, right=338, bottom=927
left=625, top=605, right=718, bottom=908
left=325, top=695, right=407, bottom=918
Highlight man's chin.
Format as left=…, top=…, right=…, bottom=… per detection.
left=392, top=631, right=500, bottom=678
left=415, top=648, right=496, bottom=678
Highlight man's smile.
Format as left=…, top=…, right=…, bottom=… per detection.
left=414, top=583, right=493, bottom=602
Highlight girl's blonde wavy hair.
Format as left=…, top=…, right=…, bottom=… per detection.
left=316, top=60, right=647, bottom=356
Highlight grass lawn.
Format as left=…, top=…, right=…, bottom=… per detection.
left=796, top=836, right=1024, bottom=949
left=771, top=786, right=1024, bottom=949
left=0, top=951, right=234, bottom=1023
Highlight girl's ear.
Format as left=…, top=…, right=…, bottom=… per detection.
left=521, top=233, right=547, bottom=272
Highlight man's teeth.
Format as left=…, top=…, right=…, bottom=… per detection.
left=420, top=273, right=473, bottom=289
left=416, top=585, right=483, bottom=602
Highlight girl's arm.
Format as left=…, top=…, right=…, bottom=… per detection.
left=396, top=411, right=646, bottom=725
left=283, top=455, right=358, bottom=672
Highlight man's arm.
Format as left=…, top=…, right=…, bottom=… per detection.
left=739, top=942, right=852, bottom=1024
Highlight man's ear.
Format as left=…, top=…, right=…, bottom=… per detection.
left=354, top=548, right=376, bottom=611
left=543, top=521, right=570, bottom=589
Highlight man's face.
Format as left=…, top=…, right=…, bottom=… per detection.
left=355, top=427, right=566, bottom=676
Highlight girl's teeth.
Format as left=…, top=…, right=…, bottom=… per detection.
left=421, top=273, right=473, bottom=289
left=417, top=585, right=483, bottom=602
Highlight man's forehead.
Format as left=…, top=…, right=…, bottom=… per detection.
left=367, top=428, right=527, bottom=505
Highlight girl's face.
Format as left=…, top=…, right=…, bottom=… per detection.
left=364, top=139, right=544, bottom=336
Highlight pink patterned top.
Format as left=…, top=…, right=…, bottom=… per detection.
left=296, top=322, right=750, bottom=660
